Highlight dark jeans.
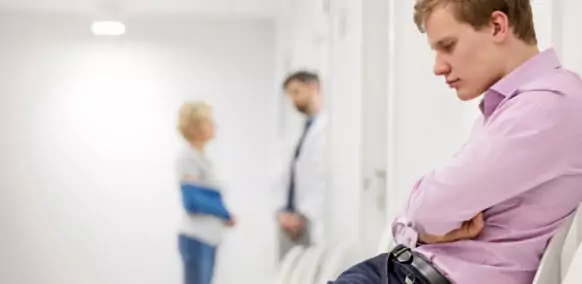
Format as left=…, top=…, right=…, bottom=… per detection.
left=178, top=235, right=217, bottom=284
left=330, top=253, right=431, bottom=284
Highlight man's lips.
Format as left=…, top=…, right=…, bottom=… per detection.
left=447, top=79, right=460, bottom=88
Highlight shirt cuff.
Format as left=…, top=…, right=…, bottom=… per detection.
left=392, top=216, right=419, bottom=249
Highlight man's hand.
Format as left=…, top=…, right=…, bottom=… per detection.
left=419, top=212, right=484, bottom=244
left=277, top=212, right=306, bottom=240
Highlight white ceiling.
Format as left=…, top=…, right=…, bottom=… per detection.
left=0, top=0, right=282, bottom=17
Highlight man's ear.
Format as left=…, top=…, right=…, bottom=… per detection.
left=490, top=11, right=510, bottom=42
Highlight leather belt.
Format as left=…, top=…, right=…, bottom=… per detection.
left=390, top=244, right=451, bottom=284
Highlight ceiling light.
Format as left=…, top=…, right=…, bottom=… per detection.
left=91, top=21, right=126, bottom=36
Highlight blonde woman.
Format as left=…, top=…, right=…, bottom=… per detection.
left=176, top=101, right=235, bottom=284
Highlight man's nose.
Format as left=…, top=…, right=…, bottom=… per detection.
left=433, top=56, right=450, bottom=76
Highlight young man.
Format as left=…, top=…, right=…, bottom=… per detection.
left=277, top=71, right=328, bottom=259
left=331, top=1, right=582, bottom=284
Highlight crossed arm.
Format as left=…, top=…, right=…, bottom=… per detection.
left=398, top=95, right=566, bottom=243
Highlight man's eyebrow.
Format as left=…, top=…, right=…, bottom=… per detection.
left=432, top=37, right=455, bottom=49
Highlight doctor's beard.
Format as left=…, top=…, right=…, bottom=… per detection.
left=295, top=103, right=309, bottom=115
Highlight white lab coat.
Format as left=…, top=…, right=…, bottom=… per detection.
left=273, top=113, right=329, bottom=244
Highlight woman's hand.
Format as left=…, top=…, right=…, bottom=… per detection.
left=225, top=216, right=237, bottom=227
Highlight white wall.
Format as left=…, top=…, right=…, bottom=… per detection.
left=326, top=0, right=363, bottom=248
left=531, top=0, right=554, bottom=51
left=0, top=12, right=278, bottom=284
left=0, top=0, right=279, bottom=18
left=358, top=0, right=388, bottom=256
left=558, top=0, right=582, bottom=74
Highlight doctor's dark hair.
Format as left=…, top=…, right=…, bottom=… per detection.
left=282, top=70, right=320, bottom=89
left=413, top=0, right=537, bottom=44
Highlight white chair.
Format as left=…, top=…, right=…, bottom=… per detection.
left=274, top=246, right=305, bottom=284
left=376, top=226, right=395, bottom=254
left=288, top=245, right=327, bottom=284
left=315, top=244, right=355, bottom=284
left=561, top=205, right=582, bottom=277
left=560, top=241, right=582, bottom=284
left=532, top=213, right=576, bottom=284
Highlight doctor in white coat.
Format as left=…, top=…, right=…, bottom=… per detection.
left=276, top=70, right=328, bottom=259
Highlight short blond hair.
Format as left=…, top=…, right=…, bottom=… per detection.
left=177, top=101, right=212, bottom=140
left=413, top=0, right=537, bottom=44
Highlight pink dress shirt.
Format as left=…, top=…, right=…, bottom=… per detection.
left=393, top=49, right=582, bottom=284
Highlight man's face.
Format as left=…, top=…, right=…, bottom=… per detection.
left=285, top=80, right=318, bottom=114
left=425, top=5, right=504, bottom=101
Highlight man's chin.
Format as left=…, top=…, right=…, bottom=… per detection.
left=456, top=89, right=479, bottom=101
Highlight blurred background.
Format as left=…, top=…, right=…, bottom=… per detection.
left=0, top=0, right=580, bottom=283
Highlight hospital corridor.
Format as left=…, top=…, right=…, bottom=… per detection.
left=1, top=0, right=582, bottom=284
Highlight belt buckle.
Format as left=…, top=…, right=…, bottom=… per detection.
left=391, top=244, right=413, bottom=264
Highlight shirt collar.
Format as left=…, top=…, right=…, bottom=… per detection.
left=479, top=48, right=561, bottom=117
left=304, top=115, right=316, bottom=130
left=307, top=110, right=323, bottom=125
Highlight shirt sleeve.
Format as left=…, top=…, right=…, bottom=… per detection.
left=178, top=152, right=202, bottom=180
left=406, top=92, right=570, bottom=235
left=392, top=216, right=419, bottom=248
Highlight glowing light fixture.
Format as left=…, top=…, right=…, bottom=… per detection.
left=91, top=21, right=126, bottom=36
